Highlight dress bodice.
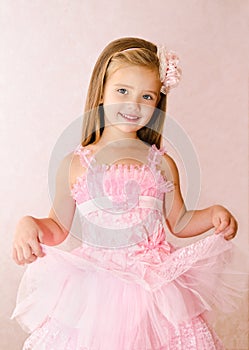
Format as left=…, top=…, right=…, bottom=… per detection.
left=70, top=144, right=175, bottom=251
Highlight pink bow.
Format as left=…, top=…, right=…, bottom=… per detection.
left=128, top=223, right=171, bottom=264
left=151, top=144, right=167, bottom=156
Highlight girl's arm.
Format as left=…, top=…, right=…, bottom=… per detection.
left=12, top=152, right=76, bottom=265
left=162, top=154, right=237, bottom=240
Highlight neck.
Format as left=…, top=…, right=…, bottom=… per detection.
left=97, top=126, right=139, bottom=146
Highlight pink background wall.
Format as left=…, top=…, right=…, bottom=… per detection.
left=1, top=1, right=248, bottom=349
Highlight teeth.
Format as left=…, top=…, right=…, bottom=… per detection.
left=121, top=113, right=139, bottom=120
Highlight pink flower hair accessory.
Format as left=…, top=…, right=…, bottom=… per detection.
left=157, top=46, right=182, bottom=94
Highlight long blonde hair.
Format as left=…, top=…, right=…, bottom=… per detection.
left=81, top=37, right=167, bottom=148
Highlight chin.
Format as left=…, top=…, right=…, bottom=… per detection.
left=114, top=123, right=144, bottom=134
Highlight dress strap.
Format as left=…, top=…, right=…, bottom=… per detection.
left=75, top=143, right=167, bottom=170
left=147, top=144, right=167, bottom=170
left=74, top=144, right=95, bottom=169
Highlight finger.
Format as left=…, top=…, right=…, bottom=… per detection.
left=230, top=217, right=238, bottom=233
left=222, top=229, right=232, bottom=240
left=23, top=244, right=33, bottom=260
left=224, top=228, right=237, bottom=240
left=12, top=247, right=23, bottom=265
left=221, top=224, right=236, bottom=240
left=13, top=249, right=26, bottom=265
left=26, top=254, right=38, bottom=264
left=12, top=247, right=17, bottom=262
left=213, top=216, right=221, bottom=233
left=13, top=246, right=37, bottom=265
left=216, top=216, right=231, bottom=233
left=29, top=238, right=45, bottom=258
left=15, top=245, right=25, bottom=263
left=224, top=232, right=235, bottom=240
left=38, top=230, right=44, bottom=244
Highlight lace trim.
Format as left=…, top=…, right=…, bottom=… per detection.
left=73, top=143, right=168, bottom=170
left=71, top=144, right=174, bottom=201
left=22, top=315, right=224, bottom=350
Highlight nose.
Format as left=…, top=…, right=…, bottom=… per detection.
left=125, top=97, right=141, bottom=113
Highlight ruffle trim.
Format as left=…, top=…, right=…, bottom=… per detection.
left=11, top=234, right=248, bottom=336
left=71, top=144, right=174, bottom=204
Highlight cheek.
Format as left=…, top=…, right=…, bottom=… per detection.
left=103, top=94, right=123, bottom=108
left=103, top=104, right=120, bottom=119
left=141, top=104, right=156, bottom=118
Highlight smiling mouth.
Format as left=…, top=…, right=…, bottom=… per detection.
left=118, top=112, right=141, bottom=122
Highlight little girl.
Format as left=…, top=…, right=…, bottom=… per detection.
left=12, top=37, right=247, bottom=349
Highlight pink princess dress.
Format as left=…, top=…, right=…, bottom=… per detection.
left=11, top=144, right=247, bottom=350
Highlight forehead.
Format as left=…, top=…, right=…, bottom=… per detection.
left=105, top=65, right=161, bottom=88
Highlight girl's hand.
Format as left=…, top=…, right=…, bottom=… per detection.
left=212, top=205, right=238, bottom=240
left=12, top=216, right=45, bottom=265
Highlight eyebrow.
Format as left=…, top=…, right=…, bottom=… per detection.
left=113, top=84, right=158, bottom=96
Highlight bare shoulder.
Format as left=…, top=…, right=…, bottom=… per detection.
left=68, top=150, right=87, bottom=189
left=161, top=153, right=180, bottom=185
left=56, top=151, right=85, bottom=190
left=68, top=143, right=102, bottom=187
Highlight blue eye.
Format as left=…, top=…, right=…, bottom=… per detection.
left=143, top=94, right=153, bottom=100
left=117, top=88, right=128, bottom=95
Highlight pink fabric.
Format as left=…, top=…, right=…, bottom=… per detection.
left=11, top=144, right=248, bottom=349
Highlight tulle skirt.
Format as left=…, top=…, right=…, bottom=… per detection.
left=11, top=233, right=248, bottom=350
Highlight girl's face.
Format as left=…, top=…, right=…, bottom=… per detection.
left=102, top=65, right=161, bottom=135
